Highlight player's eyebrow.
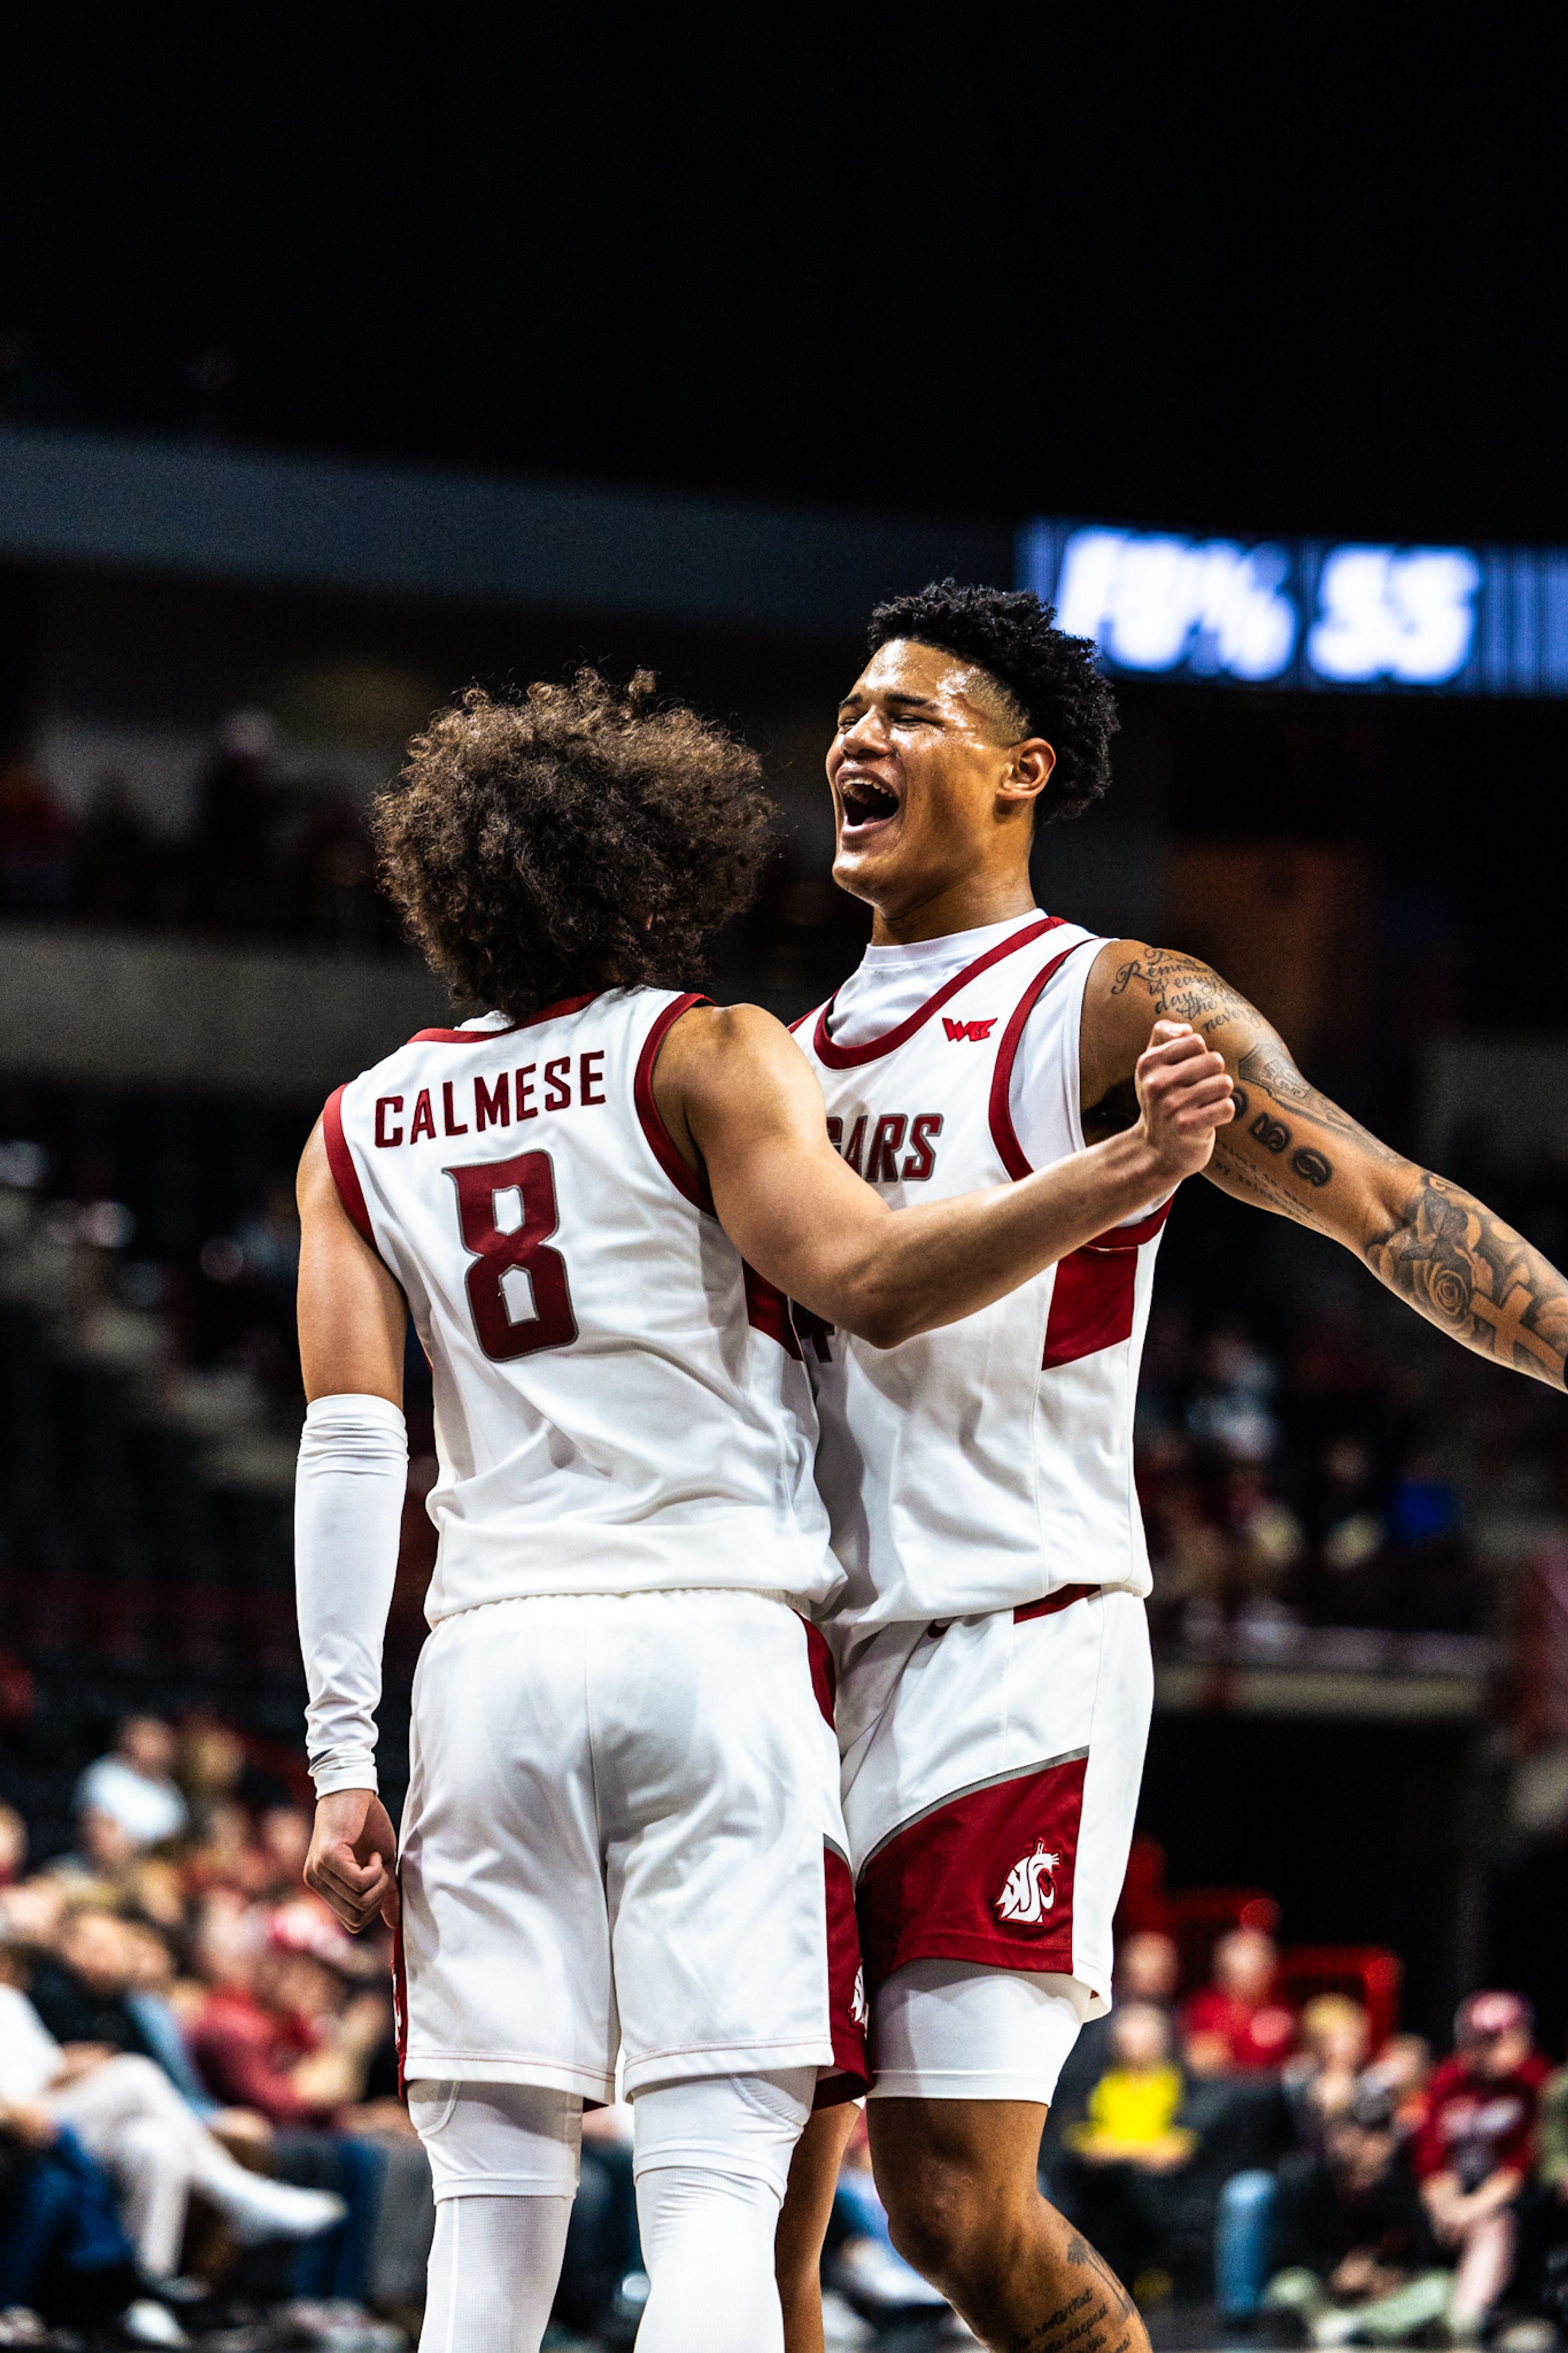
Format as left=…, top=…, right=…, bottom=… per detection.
left=836, top=689, right=943, bottom=719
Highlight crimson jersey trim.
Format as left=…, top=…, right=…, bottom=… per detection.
left=987, top=935, right=1096, bottom=1179
left=409, top=991, right=602, bottom=1045
left=633, top=991, right=715, bottom=1213
left=811, top=915, right=1064, bottom=1070
left=323, top=1085, right=378, bottom=1251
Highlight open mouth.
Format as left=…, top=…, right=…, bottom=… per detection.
left=838, top=773, right=901, bottom=832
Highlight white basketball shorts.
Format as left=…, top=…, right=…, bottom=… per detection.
left=395, top=1588, right=869, bottom=2105
left=837, top=1586, right=1152, bottom=2049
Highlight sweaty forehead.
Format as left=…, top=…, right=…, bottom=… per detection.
left=846, top=640, right=1024, bottom=741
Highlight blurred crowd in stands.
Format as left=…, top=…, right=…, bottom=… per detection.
left=0, top=734, right=399, bottom=959
left=1134, top=1302, right=1490, bottom=1655
left=10, top=1721, right=1568, bottom=2350
left=0, top=1713, right=423, bottom=2349
left=1033, top=1916, right=1568, bottom=2353
left=0, top=715, right=869, bottom=1010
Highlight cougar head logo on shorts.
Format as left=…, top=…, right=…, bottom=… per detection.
left=995, top=1841, right=1060, bottom=1926
left=851, top=1967, right=867, bottom=2027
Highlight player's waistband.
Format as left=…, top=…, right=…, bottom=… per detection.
left=829, top=1570, right=1149, bottom=1639
left=428, top=1586, right=797, bottom=1625
left=427, top=1511, right=844, bottom=1619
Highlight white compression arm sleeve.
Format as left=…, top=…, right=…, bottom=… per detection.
left=294, top=1392, right=409, bottom=1796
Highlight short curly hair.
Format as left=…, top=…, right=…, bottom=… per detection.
left=868, top=580, right=1119, bottom=823
left=371, top=672, right=772, bottom=1020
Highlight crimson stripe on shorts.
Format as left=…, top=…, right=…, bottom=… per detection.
left=1013, top=1582, right=1100, bottom=1625
left=390, top=1905, right=410, bottom=2100
left=820, top=1840, right=871, bottom=2103
left=633, top=991, right=715, bottom=1213
left=798, top=1615, right=838, bottom=1726
left=855, top=1751, right=1089, bottom=1996
left=987, top=935, right=1098, bottom=1179
left=811, top=915, right=1065, bottom=1070
left=859, top=1744, right=1091, bottom=1871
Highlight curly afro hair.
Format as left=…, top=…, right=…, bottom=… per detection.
left=371, top=671, right=772, bottom=1021
left=868, top=580, right=1119, bottom=824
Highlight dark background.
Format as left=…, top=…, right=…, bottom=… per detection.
left=4, top=9, right=1565, bottom=539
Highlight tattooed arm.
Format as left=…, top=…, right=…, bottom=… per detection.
left=1078, top=941, right=1568, bottom=1391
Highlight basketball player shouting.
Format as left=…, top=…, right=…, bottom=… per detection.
left=781, top=582, right=1568, bottom=2353
left=290, top=672, right=1234, bottom=2353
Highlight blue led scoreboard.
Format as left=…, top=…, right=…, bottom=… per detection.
left=1017, top=520, right=1568, bottom=695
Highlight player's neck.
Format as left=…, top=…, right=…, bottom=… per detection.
left=868, top=869, right=1037, bottom=948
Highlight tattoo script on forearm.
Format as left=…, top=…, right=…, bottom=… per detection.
left=1100, top=948, right=1568, bottom=1389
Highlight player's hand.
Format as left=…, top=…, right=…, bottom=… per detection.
left=305, top=1789, right=401, bottom=1934
left=1134, top=1019, right=1236, bottom=1181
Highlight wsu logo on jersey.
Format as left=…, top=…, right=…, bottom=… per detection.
left=942, top=1017, right=997, bottom=1042
left=994, top=1841, right=1061, bottom=1926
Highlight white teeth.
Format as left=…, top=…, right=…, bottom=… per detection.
left=842, top=782, right=898, bottom=825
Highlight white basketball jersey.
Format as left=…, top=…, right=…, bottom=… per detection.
left=794, top=914, right=1165, bottom=1632
left=325, top=987, right=840, bottom=1621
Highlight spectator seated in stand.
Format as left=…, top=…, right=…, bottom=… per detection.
left=1069, top=2002, right=1196, bottom=2174
left=0, top=1937, right=343, bottom=2338
left=1263, top=2085, right=1448, bottom=2346
left=73, top=1717, right=189, bottom=1853
left=1360, top=2034, right=1433, bottom=2140
left=44, top=1800, right=145, bottom=1894
left=0, top=1763, right=423, bottom=2346
left=1218, top=2013, right=1442, bottom=2327
left=1412, top=1991, right=1547, bottom=2340
left=1058, top=2002, right=1202, bottom=2300
left=1045, top=1930, right=1182, bottom=2188
left=0, top=2081, right=147, bottom=2339
left=185, top=1897, right=413, bottom=2323
left=1184, top=1927, right=1300, bottom=2076
left=1285, top=1996, right=1374, bottom=2155
left=187, top=1899, right=390, bottom=2130
left=24, top=1906, right=166, bottom=2065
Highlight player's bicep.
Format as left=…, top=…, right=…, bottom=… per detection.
left=673, top=1008, right=891, bottom=1301
left=296, top=1121, right=408, bottom=1405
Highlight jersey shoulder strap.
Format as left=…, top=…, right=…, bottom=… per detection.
left=987, top=929, right=1102, bottom=1179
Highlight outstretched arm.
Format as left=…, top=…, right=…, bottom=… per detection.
left=654, top=1001, right=1235, bottom=1349
left=1082, top=942, right=1568, bottom=1391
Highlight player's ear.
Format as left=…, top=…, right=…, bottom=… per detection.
left=998, top=737, right=1056, bottom=807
